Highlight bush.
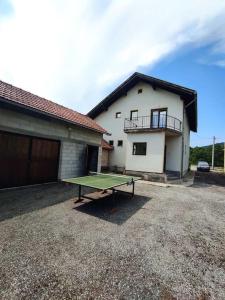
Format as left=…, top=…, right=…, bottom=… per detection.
left=190, top=143, right=224, bottom=167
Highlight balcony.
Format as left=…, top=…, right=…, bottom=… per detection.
left=124, top=115, right=182, bottom=134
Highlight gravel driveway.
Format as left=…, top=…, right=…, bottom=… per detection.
left=0, top=181, right=225, bottom=299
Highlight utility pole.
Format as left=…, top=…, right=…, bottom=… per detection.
left=211, top=136, right=216, bottom=170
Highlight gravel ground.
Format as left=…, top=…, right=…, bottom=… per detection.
left=0, top=181, right=225, bottom=299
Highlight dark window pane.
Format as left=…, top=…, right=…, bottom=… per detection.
left=118, top=140, right=123, bottom=147
left=130, top=110, right=138, bottom=120
left=133, top=142, right=147, bottom=155
left=109, top=140, right=114, bottom=146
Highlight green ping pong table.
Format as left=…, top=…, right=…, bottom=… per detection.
left=63, top=172, right=141, bottom=202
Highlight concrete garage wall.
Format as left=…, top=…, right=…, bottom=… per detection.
left=58, top=141, right=87, bottom=179
left=97, top=147, right=102, bottom=173
left=0, top=107, right=102, bottom=145
left=0, top=107, right=102, bottom=179
left=101, top=149, right=109, bottom=168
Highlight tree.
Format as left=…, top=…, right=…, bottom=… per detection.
left=190, top=143, right=224, bottom=166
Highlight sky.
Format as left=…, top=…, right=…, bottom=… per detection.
left=0, top=0, right=225, bottom=146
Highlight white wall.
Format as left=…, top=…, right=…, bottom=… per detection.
left=95, top=100, right=127, bottom=168
left=165, top=135, right=182, bottom=172
left=95, top=81, right=183, bottom=172
left=164, top=111, right=190, bottom=174
left=126, top=132, right=165, bottom=173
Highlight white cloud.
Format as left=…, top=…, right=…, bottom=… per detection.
left=0, top=0, right=225, bottom=113
left=215, top=60, right=225, bottom=67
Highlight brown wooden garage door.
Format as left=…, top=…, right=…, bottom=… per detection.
left=0, top=131, right=60, bottom=189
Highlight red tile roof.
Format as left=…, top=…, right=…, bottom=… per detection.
left=0, top=80, right=107, bottom=134
left=101, top=139, right=113, bottom=150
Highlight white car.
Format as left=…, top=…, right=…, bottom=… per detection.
left=197, top=161, right=210, bottom=172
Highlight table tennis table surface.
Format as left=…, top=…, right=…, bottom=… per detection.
left=63, top=172, right=140, bottom=190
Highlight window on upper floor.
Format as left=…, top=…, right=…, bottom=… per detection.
left=138, top=88, right=142, bottom=94
left=109, top=140, right=114, bottom=146
left=151, top=108, right=167, bottom=128
left=115, top=112, right=121, bottom=118
left=130, top=110, right=138, bottom=120
left=133, top=142, right=147, bottom=155
left=118, top=140, right=123, bottom=147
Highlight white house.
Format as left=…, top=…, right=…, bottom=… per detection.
left=88, top=72, right=197, bottom=182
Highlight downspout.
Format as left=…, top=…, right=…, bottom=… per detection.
left=180, top=103, right=185, bottom=179
left=181, top=95, right=197, bottom=178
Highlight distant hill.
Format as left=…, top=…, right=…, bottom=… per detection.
left=190, top=143, right=224, bottom=166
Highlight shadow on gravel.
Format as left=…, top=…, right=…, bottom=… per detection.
left=0, top=183, right=77, bottom=223
left=189, top=183, right=212, bottom=188
left=193, top=171, right=225, bottom=187
left=74, top=193, right=150, bottom=225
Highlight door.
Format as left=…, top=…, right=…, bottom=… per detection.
left=159, top=110, right=167, bottom=128
left=0, top=131, right=60, bottom=189
left=0, top=131, right=30, bottom=188
left=29, top=138, right=60, bottom=184
left=164, top=145, right=167, bottom=172
left=86, top=145, right=99, bottom=173
left=151, top=108, right=167, bottom=128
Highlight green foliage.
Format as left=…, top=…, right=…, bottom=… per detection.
left=190, top=143, right=224, bottom=166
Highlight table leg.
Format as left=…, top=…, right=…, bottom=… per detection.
left=132, top=180, right=135, bottom=197
left=112, top=188, right=116, bottom=201
left=78, top=184, right=81, bottom=201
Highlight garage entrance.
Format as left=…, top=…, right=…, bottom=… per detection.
left=86, top=145, right=99, bottom=173
left=0, top=131, right=60, bottom=189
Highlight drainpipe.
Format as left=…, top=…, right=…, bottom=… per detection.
left=180, top=104, right=185, bottom=179
left=181, top=95, right=197, bottom=178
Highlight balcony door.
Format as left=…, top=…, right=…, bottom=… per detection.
left=129, top=110, right=139, bottom=129
left=151, top=108, right=167, bottom=128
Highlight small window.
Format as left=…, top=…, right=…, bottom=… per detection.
left=138, top=88, right=142, bottom=94
left=109, top=140, right=114, bottom=146
left=133, top=142, right=147, bottom=155
left=130, top=110, right=138, bottom=120
left=115, top=112, right=121, bottom=118
left=118, top=140, right=123, bottom=147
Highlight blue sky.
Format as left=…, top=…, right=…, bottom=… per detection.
left=142, top=45, right=225, bottom=146
left=0, top=0, right=225, bottom=147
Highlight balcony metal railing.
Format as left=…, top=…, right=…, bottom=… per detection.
left=124, top=115, right=182, bottom=132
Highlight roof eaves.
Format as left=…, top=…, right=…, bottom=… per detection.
left=138, top=72, right=196, bottom=94
left=87, top=72, right=197, bottom=133
left=88, top=72, right=197, bottom=119
left=0, top=96, right=107, bottom=134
